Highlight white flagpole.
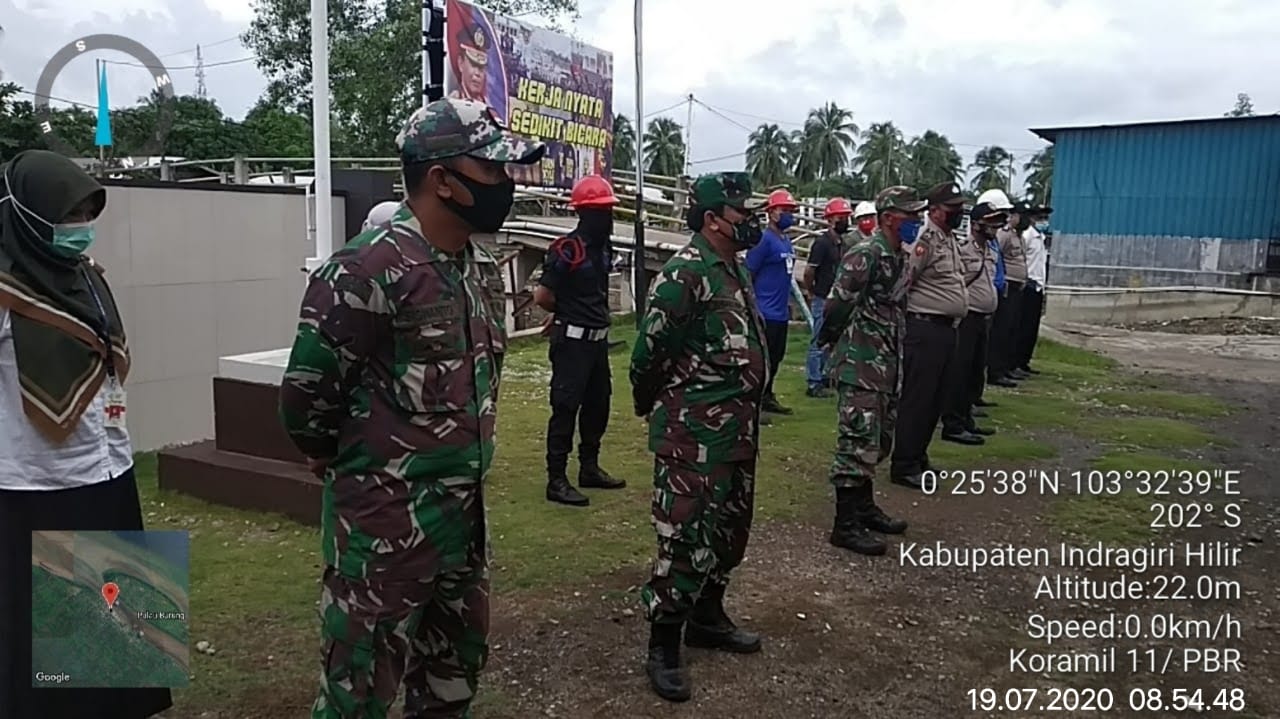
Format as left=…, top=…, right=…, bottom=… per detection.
left=308, top=0, right=333, bottom=271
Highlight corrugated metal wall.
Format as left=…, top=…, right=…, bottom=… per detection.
left=1053, top=117, right=1280, bottom=240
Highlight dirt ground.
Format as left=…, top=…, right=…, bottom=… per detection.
left=470, top=356, right=1279, bottom=717
left=215, top=331, right=1278, bottom=719
left=1115, top=317, right=1280, bottom=336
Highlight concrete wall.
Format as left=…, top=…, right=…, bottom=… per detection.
left=88, top=183, right=344, bottom=452
left=1051, top=233, right=1271, bottom=289
left=1044, top=288, right=1280, bottom=325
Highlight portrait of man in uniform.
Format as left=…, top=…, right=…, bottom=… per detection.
left=445, top=3, right=508, bottom=121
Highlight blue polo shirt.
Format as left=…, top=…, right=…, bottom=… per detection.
left=746, top=228, right=795, bottom=322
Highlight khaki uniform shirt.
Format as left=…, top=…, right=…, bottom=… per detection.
left=904, top=219, right=968, bottom=319
left=959, top=231, right=998, bottom=314
left=999, top=225, right=1027, bottom=283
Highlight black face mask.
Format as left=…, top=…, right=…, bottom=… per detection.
left=946, top=208, right=964, bottom=230
left=442, top=168, right=515, bottom=233
left=577, top=209, right=613, bottom=243
left=833, top=219, right=850, bottom=234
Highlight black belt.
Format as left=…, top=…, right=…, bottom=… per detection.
left=907, top=312, right=961, bottom=328
left=967, top=310, right=992, bottom=319
left=1006, top=279, right=1025, bottom=289
left=557, top=322, right=608, bottom=341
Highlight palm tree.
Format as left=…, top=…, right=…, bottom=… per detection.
left=745, top=123, right=794, bottom=189
left=612, top=113, right=636, bottom=171
left=854, top=121, right=909, bottom=191
left=1023, top=145, right=1054, bottom=206
left=792, top=102, right=858, bottom=182
left=907, top=130, right=963, bottom=189
left=642, top=116, right=685, bottom=177
left=969, top=145, right=1013, bottom=194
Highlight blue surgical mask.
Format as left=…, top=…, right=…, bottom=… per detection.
left=1035, top=222, right=1050, bottom=232
left=897, top=219, right=922, bottom=245
left=51, top=223, right=97, bottom=257
left=777, top=212, right=795, bottom=231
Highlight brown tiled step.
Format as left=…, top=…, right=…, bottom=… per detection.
left=157, top=441, right=321, bottom=527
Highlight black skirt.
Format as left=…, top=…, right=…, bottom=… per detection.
left=0, top=468, right=174, bottom=719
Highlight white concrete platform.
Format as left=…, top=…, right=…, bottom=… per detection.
left=219, top=348, right=291, bottom=386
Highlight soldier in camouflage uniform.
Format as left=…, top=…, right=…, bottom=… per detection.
left=630, top=172, right=768, bottom=703
left=817, top=187, right=923, bottom=556
left=279, top=98, right=544, bottom=719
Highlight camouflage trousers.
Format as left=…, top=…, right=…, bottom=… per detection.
left=830, top=385, right=897, bottom=489
left=641, top=455, right=756, bottom=624
left=312, top=498, right=489, bottom=719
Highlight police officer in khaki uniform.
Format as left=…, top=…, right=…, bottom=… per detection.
left=990, top=200, right=1029, bottom=387
left=940, top=202, right=1005, bottom=444
left=891, top=182, right=969, bottom=490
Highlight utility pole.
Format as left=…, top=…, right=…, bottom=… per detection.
left=683, top=92, right=693, bottom=177
left=194, top=45, right=207, bottom=99
left=632, top=0, right=647, bottom=326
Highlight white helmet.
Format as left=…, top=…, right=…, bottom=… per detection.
left=975, top=189, right=1013, bottom=211
left=362, top=201, right=401, bottom=231
left=853, top=200, right=876, bottom=218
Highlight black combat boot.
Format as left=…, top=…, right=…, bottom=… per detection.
left=854, top=484, right=908, bottom=535
left=646, top=622, right=691, bottom=702
left=1008, top=368, right=1031, bottom=380
left=546, top=472, right=589, bottom=506
left=578, top=462, right=626, bottom=490
left=685, top=583, right=761, bottom=653
left=829, top=488, right=887, bottom=555
left=761, top=392, right=793, bottom=415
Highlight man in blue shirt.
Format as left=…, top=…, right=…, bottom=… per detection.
left=746, top=188, right=800, bottom=415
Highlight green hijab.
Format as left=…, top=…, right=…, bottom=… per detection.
left=0, top=150, right=129, bottom=442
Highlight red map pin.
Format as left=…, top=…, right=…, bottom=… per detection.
left=101, top=582, right=120, bottom=609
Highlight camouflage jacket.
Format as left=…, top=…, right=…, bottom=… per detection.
left=279, top=205, right=506, bottom=578
left=630, top=232, right=769, bottom=463
left=819, top=230, right=906, bottom=393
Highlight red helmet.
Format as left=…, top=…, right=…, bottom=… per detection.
left=765, top=188, right=799, bottom=211
left=569, top=175, right=619, bottom=209
left=823, top=197, right=853, bottom=219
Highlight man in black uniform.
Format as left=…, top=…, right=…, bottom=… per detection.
left=534, top=175, right=627, bottom=507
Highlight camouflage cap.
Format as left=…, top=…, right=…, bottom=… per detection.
left=396, top=98, right=545, bottom=165
left=689, top=172, right=764, bottom=211
left=874, top=185, right=927, bottom=213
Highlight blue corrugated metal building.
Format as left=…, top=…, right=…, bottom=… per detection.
left=1030, top=115, right=1280, bottom=289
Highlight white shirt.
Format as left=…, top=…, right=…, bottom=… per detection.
left=0, top=308, right=133, bottom=490
left=1023, top=226, right=1048, bottom=290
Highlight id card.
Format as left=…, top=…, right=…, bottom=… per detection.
left=104, top=378, right=127, bottom=429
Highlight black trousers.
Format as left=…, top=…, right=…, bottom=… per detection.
left=988, top=280, right=1024, bottom=380
left=546, top=330, right=612, bottom=475
left=941, top=311, right=990, bottom=435
left=763, top=320, right=789, bottom=398
left=0, top=469, right=173, bottom=719
left=1014, top=285, right=1045, bottom=370
left=891, top=315, right=958, bottom=478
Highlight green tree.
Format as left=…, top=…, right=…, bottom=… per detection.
left=854, top=121, right=909, bottom=191
left=642, top=116, right=684, bottom=177
left=745, top=123, right=793, bottom=189
left=1023, top=145, right=1053, bottom=206
left=1226, top=92, right=1255, bottom=117
left=907, top=130, right=963, bottom=189
left=969, top=145, right=1013, bottom=194
left=792, top=102, right=857, bottom=183
left=0, top=83, right=43, bottom=162
left=242, top=0, right=579, bottom=156
left=243, top=100, right=313, bottom=156
left=612, top=113, right=635, bottom=171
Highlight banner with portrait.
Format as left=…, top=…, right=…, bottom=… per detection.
left=445, top=0, right=614, bottom=189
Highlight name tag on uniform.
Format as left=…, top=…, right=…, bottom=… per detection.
left=104, top=378, right=127, bottom=429
left=566, top=325, right=584, bottom=339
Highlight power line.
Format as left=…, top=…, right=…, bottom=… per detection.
left=158, top=35, right=242, bottom=59
left=688, top=150, right=747, bottom=165
left=13, top=88, right=96, bottom=110
left=692, top=98, right=753, bottom=133
left=104, top=55, right=257, bottom=71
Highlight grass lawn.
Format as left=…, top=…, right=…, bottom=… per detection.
left=134, top=320, right=1233, bottom=713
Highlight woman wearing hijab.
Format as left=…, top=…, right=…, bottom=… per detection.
left=0, top=151, right=171, bottom=718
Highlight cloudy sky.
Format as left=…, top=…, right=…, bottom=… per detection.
left=2, top=0, right=1277, bottom=185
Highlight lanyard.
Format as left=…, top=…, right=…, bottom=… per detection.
left=82, top=268, right=116, bottom=377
